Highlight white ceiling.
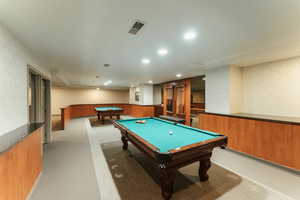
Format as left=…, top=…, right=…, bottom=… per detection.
left=1, top=0, right=300, bottom=88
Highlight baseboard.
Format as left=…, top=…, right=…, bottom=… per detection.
left=26, top=172, right=43, bottom=200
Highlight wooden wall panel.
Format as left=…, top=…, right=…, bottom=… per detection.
left=184, top=80, right=191, bottom=126
left=61, top=104, right=155, bottom=129
left=0, top=128, right=42, bottom=200
left=128, top=105, right=155, bottom=117
left=199, top=113, right=300, bottom=171
left=291, top=125, right=300, bottom=169
left=154, top=105, right=163, bottom=117
left=199, top=114, right=229, bottom=135
left=70, top=105, right=95, bottom=118
left=61, top=106, right=71, bottom=130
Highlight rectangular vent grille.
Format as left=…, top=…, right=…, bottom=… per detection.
left=129, top=20, right=145, bottom=35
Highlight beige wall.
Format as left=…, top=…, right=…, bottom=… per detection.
left=242, top=57, right=300, bottom=117
left=153, top=85, right=162, bottom=105
left=205, top=65, right=231, bottom=113
left=230, top=66, right=243, bottom=113
left=51, top=87, right=129, bottom=115
left=0, top=23, right=50, bottom=136
left=129, top=84, right=153, bottom=105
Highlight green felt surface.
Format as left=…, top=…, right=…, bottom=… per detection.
left=117, top=117, right=221, bottom=153
left=95, top=107, right=123, bottom=111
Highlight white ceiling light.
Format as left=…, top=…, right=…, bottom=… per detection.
left=104, top=80, right=112, bottom=86
left=157, top=48, right=168, bottom=56
left=176, top=73, right=182, bottom=78
left=148, top=80, right=153, bottom=84
left=141, top=58, right=150, bottom=64
left=183, top=31, right=197, bottom=41
left=96, top=88, right=100, bottom=90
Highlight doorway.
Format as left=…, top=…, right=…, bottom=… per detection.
left=190, top=76, right=205, bottom=128
left=28, top=66, right=51, bottom=144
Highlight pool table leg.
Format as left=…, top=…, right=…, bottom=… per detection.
left=160, top=169, right=175, bottom=200
left=121, top=136, right=128, bottom=150
left=199, top=158, right=211, bottom=182
left=97, top=113, right=100, bottom=120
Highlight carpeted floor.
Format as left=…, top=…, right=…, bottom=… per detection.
left=101, top=141, right=272, bottom=200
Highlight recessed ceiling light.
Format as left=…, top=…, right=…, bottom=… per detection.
left=104, top=80, right=112, bottom=86
left=141, top=58, right=150, bottom=64
left=176, top=73, right=182, bottom=78
left=96, top=88, right=100, bottom=90
left=148, top=80, right=153, bottom=84
left=183, top=31, right=197, bottom=41
left=157, top=48, right=168, bottom=56
left=104, top=64, right=110, bottom=67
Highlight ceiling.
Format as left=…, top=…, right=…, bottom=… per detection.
left=1, top=0, right=300, bottom=88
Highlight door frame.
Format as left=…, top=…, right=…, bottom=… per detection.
left=27, top=64, right=52, bottom=144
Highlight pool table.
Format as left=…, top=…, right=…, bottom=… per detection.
left=112, top=117, right=228, bottom=200
left=95, top=107, right=123, bottom=124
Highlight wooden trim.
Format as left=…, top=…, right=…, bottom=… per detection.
left=0, top=127, right=43, bottom=200
left=163, top=86, right=168, bottom=115
left=169, top=136, right=227, bottom=154
left=199, top=112, right=300, bottom=171
left=202, top=112, right=300, bottom=126
left=184, top=79, right=191, bottom=126
left=60, top=104, right=156, bottom=129
left=159, top=75, right=205, bottom=85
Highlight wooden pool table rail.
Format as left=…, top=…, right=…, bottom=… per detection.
left=112, top=118, right=227, bottom=200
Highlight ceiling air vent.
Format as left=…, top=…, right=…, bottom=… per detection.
left=129, top=20, right=145, bottom=35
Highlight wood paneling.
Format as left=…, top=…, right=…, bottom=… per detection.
left=60, top=104, right=155, bottom=129
left=163, top=87, right=168, bottom=115
left=162, top=79, right=192, bottom=126
left=127, top=105, right=155, bottom=117
left=0, top=127, right=42, bottom=200
left=291, top=126, right=300, bottom=169
left=154, top=105, right=163, bottom=117
left=184, top=80, right=191, bottom=126
left=61, top=106, right=71, bottom=130
left=199, top=113, right=300, bottom=171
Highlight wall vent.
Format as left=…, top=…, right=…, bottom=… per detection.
left=129, top=20, right=145, bottom=35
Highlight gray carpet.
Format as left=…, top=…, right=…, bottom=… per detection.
left=30, top=118, right=100, bottom=200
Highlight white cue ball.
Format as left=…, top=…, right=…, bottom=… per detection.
left=169, top=131, right=173, bottom=135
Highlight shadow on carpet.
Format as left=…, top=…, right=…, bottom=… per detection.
left=101, top=141, right=256, bottom=200
left=89, top=117, right=116, bottom=127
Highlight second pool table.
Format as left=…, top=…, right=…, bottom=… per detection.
left=112, top=117, right=227, bottom=200
left=95, top=107, right=123, bottom=124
